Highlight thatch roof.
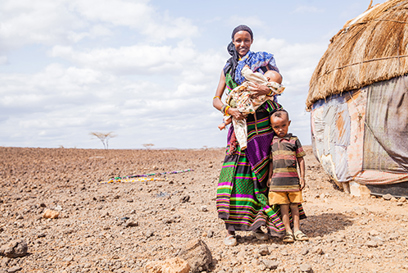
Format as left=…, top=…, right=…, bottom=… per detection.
left=306, top=0, right=408, bottom=110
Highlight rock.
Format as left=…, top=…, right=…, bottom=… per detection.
left=144, top=257, right=190, bottom=273
left=368, top=230, right=379, bottom=236
left=300, top=248, right=309, bottom=255
left=42, top=209, right=59, bottom=219
left=383, top=194, right=393, bottom=201
left=280, top=249, right=289, bottom=256
left=7, top=266, right=22, bottom=273
left=258, top=263, right=267, bottom=271
left=178, top=239, right=213, bottom=273
left=400, top=197, right=407, bottom=202
left=180, top=196, right=190, bottom=203
left=311, top=247, right=324, bottom=255
left=320, top=193, right=330, bottom=199
left=206, top=230, right=214, bottom=238
left=366, top=241, right=378, bottom=248
left=371, top=236, right=384, bottom=245
left=145, top=230, right=154, bottom=238
left=200, top=206, right=208, bottom=212
left=389, top=233, right=399, bottom=240
left=258, top=245, right=269, bottom=256
left=163, top=218, right=173, bottom=224
left=261, top=260, right=279, bottom=270
left=0, top=240, right=28, bottom=258
left=125, top=221, right=139, bottom=227
left=299, top=264, right=313, bottom=272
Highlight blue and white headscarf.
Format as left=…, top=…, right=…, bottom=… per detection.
left=234, top=51, right=279, bottom=85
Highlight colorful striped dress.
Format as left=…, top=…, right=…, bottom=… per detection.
left=216, top=71, right=305, bottom=235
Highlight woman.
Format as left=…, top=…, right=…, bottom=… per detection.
left=213, top=25, right=304, bottom=246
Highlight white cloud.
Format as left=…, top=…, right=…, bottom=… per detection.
left=69, top=0, right=197, bottom=42
left=50, top=41, right=198, bottom=75
left=0, top=0, right=197, bottom=52
left=1, top=0, right=364, bottom=149
left=69, top=0, right=153, bottom=27
left=253, top=38, right=327, bottom=89
left=0, top=0, right=85, bottom=48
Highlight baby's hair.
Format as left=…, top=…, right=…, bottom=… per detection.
left=272, top=109, right=289, bottom=120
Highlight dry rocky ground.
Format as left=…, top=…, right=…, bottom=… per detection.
left=0, top=146, right=407, bottom=273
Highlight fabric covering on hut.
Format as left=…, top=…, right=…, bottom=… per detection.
left=306, top=0, right=408, bottom=197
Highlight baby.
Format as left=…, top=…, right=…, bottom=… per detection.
left=218, top=66, right=284, bottom=150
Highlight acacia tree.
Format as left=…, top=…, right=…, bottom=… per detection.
left=90, top=132, right=116, bottom=149
left=142, top=143, right=154, bottom=150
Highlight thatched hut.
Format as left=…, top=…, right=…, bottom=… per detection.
left=307, top=0, right=408, bottom=197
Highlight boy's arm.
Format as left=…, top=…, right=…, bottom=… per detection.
left=267, top=159, right=273, bottom=187
left=297, top=157, right=306, bottom=190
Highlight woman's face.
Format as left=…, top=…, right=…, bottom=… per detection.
left=233, top=31, right=253, bottom=57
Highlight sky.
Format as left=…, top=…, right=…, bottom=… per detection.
left=0, top=0, right=383, bottom=149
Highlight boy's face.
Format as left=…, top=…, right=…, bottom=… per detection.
left=271, top=115, right=290, bottom=138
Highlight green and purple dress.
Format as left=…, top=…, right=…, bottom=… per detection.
left=216, top=70, right=306, bottom=235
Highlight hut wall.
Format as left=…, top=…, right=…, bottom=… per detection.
left=311, top=76, right=408, bottom=185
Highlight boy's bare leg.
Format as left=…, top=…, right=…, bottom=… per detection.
left=280, top=204, right=292, bottom=234
left=290, top=203, right=300, bottom=232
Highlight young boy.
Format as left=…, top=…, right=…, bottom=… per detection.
left=268, top=109, right=308, bottom=243
left=218, top=66, right=285, bottom=150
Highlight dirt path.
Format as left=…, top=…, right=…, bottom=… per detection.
left=0, top=146, right=407, bottom=272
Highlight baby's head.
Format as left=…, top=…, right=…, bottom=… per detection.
left=264, top=70, right=282, bottom=84
left=271, top=109, right=290, bottom=138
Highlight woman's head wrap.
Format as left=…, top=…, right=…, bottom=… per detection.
left=224, top=25, right=253, bottom=78
left=231, top=25, right=253, bottom=40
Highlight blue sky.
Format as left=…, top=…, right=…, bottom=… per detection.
left=0, top=0, right=382, bottom=149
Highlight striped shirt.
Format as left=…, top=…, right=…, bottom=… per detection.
left=269, top=133, right=306, bottom=192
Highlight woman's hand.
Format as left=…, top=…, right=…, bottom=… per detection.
left=246, top=82, right=270, bottom=97
left=228, top=107, right=245, bottom=120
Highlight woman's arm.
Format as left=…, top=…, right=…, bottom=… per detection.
left=246, top=66, right=282, bottom=97
left=213, top=71, right=227, bottom=111
left=246, top=82, right=271, bottom=97
left=213, top=70, right=245, bottom=120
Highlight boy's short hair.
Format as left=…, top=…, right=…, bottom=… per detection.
left=272, top=109, right=289, bottom=120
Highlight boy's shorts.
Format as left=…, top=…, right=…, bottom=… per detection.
left=269, top=191, right=303, bottom=205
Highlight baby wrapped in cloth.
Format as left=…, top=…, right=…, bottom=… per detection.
left=224, top=66, right=285, bottom=150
